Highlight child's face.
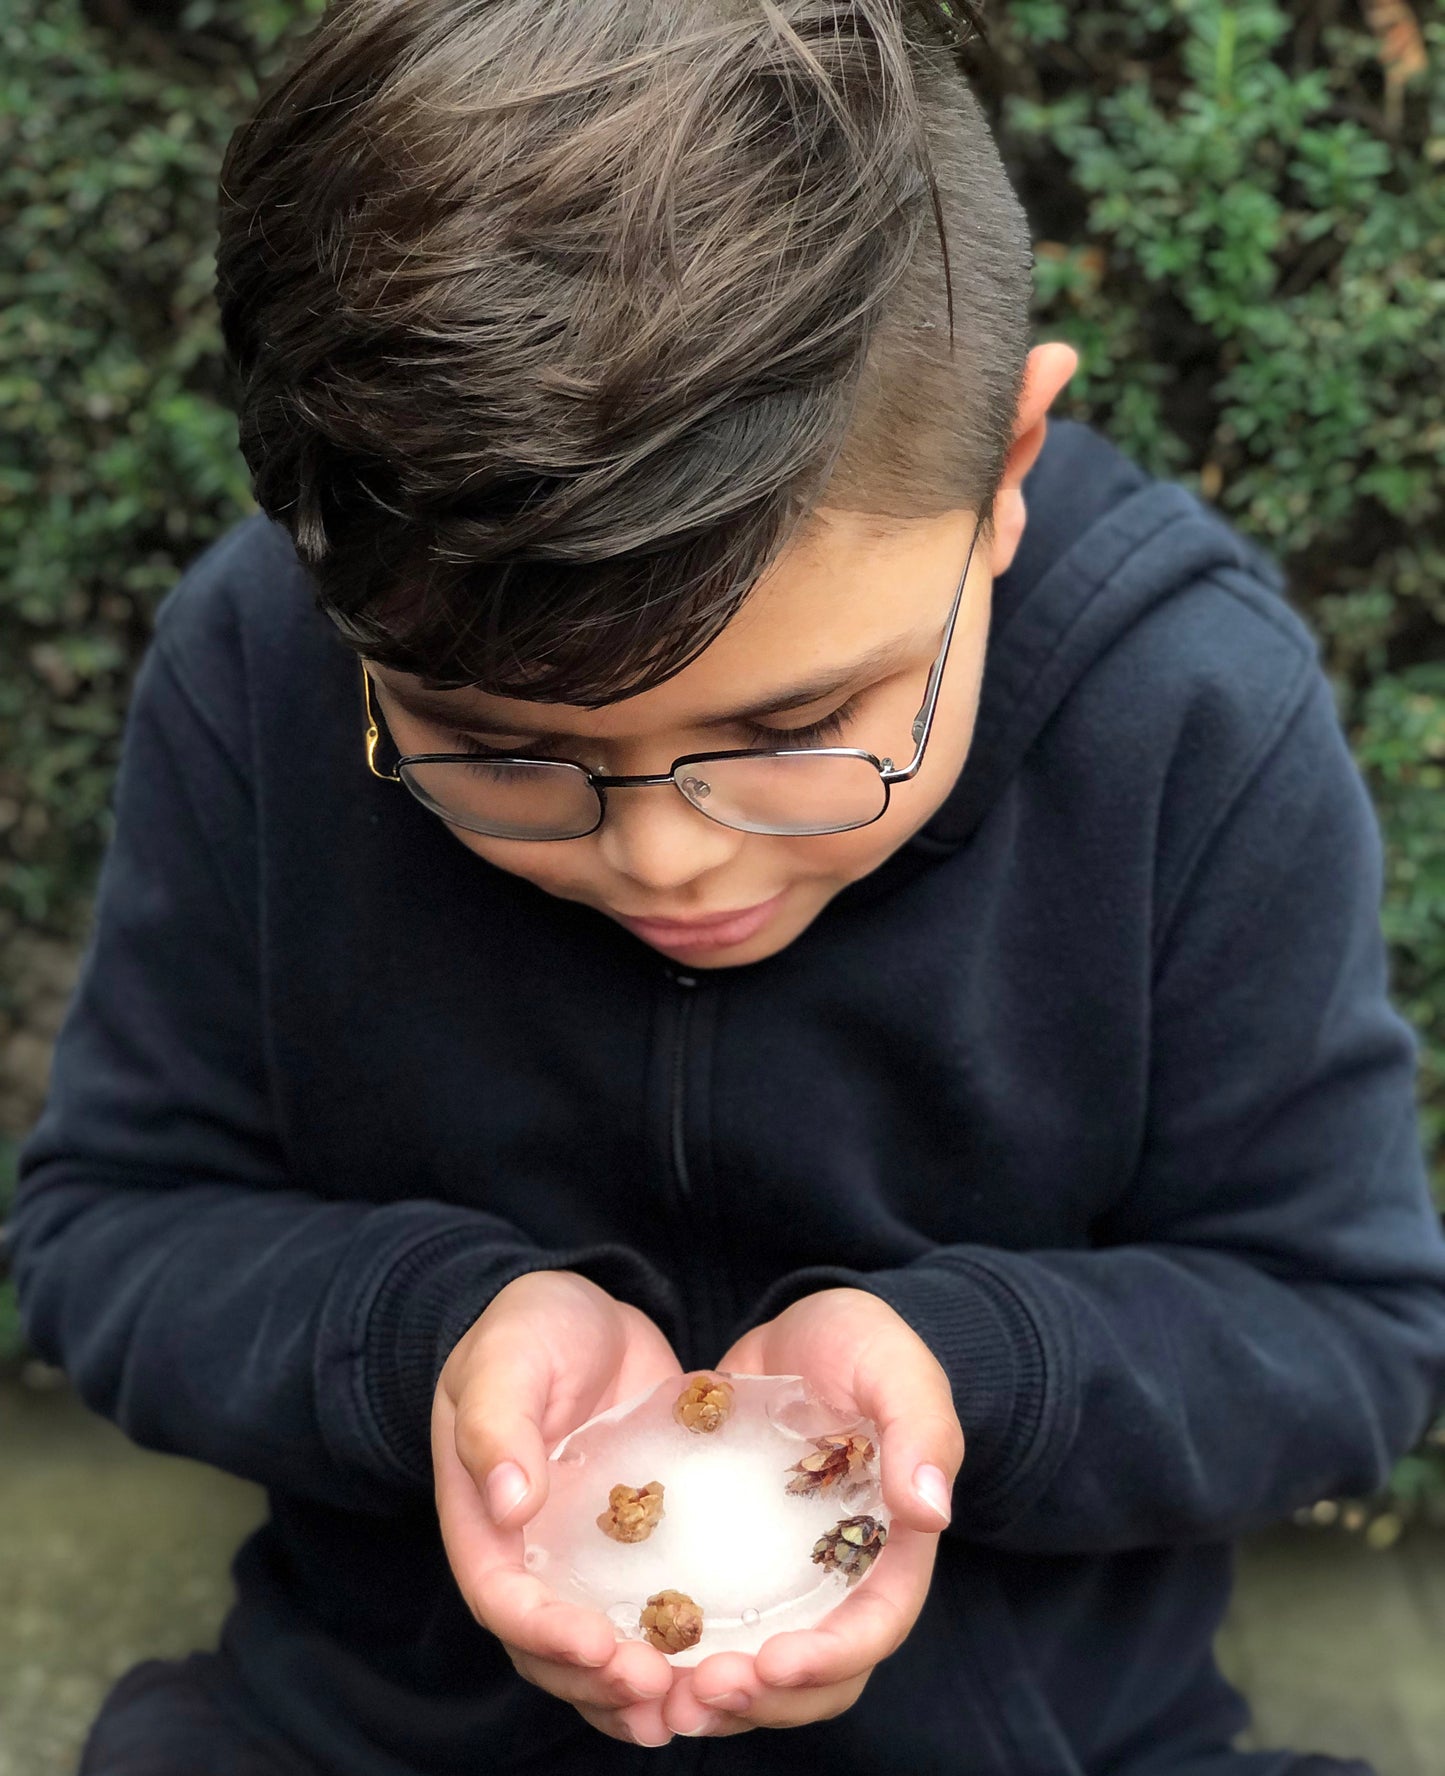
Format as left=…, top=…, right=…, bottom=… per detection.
left=365, top=503, right=991, bottom=969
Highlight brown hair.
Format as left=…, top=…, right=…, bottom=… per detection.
left=216, top=0, right=1032, bottom=704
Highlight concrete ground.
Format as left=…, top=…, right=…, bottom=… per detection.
left=4, top=1366, right=1443, bottom=1776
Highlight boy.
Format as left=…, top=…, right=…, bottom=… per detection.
left=11, top=1, right=1445, bottom=1772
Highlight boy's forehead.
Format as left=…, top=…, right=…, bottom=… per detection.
left=372, top=505, right=975, bottom=739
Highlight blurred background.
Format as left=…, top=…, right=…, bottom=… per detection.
left=2, top=0, right=1443, bottom=1770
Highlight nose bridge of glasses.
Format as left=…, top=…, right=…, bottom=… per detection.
left=589, top=766, right=688, bottom=789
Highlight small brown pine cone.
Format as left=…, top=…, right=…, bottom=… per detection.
left=784, top=1432, right=876, bottom=1498
left=811, top=1515, right=888, bottom=1587
left=596, top=1480, right=665, bottom=1544
left=673, top=1373, right=734, bottom=1434
left=641, top=1589, right=704, bottom=1653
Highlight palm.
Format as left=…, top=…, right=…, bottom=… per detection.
left=533, top=1301, right=685, bottom=1452
left=433, top=1287, right=686, bottom=1681
left=719, top=1292, right=872, bottom=1423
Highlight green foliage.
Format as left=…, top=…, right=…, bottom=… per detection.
left=0, top=0, right=1442, bottom=1509
left=0, top=1137, right=19, bottom=1364
left=0, top=0, right=320, bottom=953
left=1355, top=669, right=1445, bottom=1166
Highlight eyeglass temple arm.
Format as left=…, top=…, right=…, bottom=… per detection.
left=886, top=518, right=983, bottom=783
left=361, top=665, right=401, bottom=781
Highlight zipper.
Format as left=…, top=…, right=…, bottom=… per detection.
left=669, top=971, right=697, bottom=1202
left=662, top=965, right=717, bottom=1369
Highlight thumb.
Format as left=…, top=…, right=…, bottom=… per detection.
left=446, top=1324, right=554, bottom=1529
left=855, top=1331, right=965, bottom=1534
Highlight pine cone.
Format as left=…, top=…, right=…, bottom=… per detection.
left=596, top=1481, right=665, bottom=1544
left=811, top=1515, right=888, bottom=1587
left=784, top=1432, right=876, bottom=1498
left=641, top=1589, right=703, bottom=1653
left=673, top=1373, right=734, bottom=1434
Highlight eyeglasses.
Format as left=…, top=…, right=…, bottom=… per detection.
left=362, top=515, right=982, bottom=841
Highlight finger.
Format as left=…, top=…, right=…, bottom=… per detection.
left=471, top=1564, right=619, bottom=1669
left=852, top=1328, right=965, bottom=1531
left=685, top=1650, right=756, bottom=1708
left=611, top=1305, right=689, bottom=1401
left=713, top=1327, right=765, bottom=1376
left=751, top=1523, right=937, bottom=1690
left=448, top=1324, right=555, bottom=1530
left=739, top=1670, right=869, bottom=1730
left=574, top=1698, right=675, bottom=1749
left=508, top=1639, right=673, bottom=1710
left=661, top=1668, right=757, bottom=1739
left=663, top=1665, right=867, bottom=1735
left=432, top=1390, right=615, bottom=1670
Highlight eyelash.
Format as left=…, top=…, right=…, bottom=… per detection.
left=444, top=696, right=862, bottom=763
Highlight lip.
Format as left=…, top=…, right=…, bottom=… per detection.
left=616, top=890, right=787, bottom=951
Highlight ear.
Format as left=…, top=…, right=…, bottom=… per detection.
left=987, top=343, right=1080, bottom=579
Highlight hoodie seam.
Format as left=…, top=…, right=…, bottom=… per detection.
left=989, top=493, right=1193, bottom=704
left=1196, top=561, right=1314, bottom=652
left=1151, top=652, right=1318, bottom=972
left=149, top=635, right=252, bottom=789
left=919, top=488, right=1242, bottom=857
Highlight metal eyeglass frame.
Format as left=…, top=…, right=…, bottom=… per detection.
left=362, top=513, right=983, bottom=841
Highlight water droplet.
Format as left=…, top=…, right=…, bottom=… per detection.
left=741, top=1608, right=760, bottom=1627
left=606, top=1602, right=642, bottom=1638
left=523, top=1546, right=547, bottom=1571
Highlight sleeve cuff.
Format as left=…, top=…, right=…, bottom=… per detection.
left=363, top=1224, right=682, bottom=1486
left=733, top=1253, right=1058, bottom=1520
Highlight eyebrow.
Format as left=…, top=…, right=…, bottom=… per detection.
left=382, top=634, right=927, bottom=741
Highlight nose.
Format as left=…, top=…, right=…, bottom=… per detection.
left=596, top=779, right=744, bottom=892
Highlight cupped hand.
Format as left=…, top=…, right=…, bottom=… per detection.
left=658, top=1287, right=964, bottom=1740
left=431, top=1270, right=687, bottom=1748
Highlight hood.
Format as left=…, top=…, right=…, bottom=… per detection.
left=908, top=416, right=1289, bottom=859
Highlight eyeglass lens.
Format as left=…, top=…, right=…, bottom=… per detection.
left=398, top=750, right=889, bottom=839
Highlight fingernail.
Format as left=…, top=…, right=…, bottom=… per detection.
left=772, top=1668, right=813, bottom=1688
left=484, top=1460, right=528, bottom=1523
left=913, top=1461, right=952, bottom=1525
left=696, top=1689, right=749, bottom=1711
left=623, top=1678, right=669, bottom=1701
left=678, top=1717, right=723, bottom=1738
left=628, top=1725, right=674, bottom=1747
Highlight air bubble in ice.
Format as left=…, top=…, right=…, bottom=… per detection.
left=765, top=1379, right=861, bottom=1442
left=522, top=1372, right=889, bottom=1667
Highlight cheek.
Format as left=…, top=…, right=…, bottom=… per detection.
left=449, top=829, right=600, bottom=898
left=786, top=820, right=903, bottom=884
left=797, top=699, right=976, bottom=885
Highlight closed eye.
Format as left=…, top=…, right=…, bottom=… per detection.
left=742, top=697, right=860, bottom=751
left=442, top=694, right=864, bottom=764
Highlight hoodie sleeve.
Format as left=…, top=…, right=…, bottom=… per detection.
left=738, top=668, right=1445, bottom=1553
left=7, top=601, right=679, bottom=1513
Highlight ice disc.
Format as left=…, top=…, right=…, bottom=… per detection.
left=521, top=1372, right=889, bottom=1665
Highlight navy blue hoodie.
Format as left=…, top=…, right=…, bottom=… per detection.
left=11, top=419, right=1445, bottom=1776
